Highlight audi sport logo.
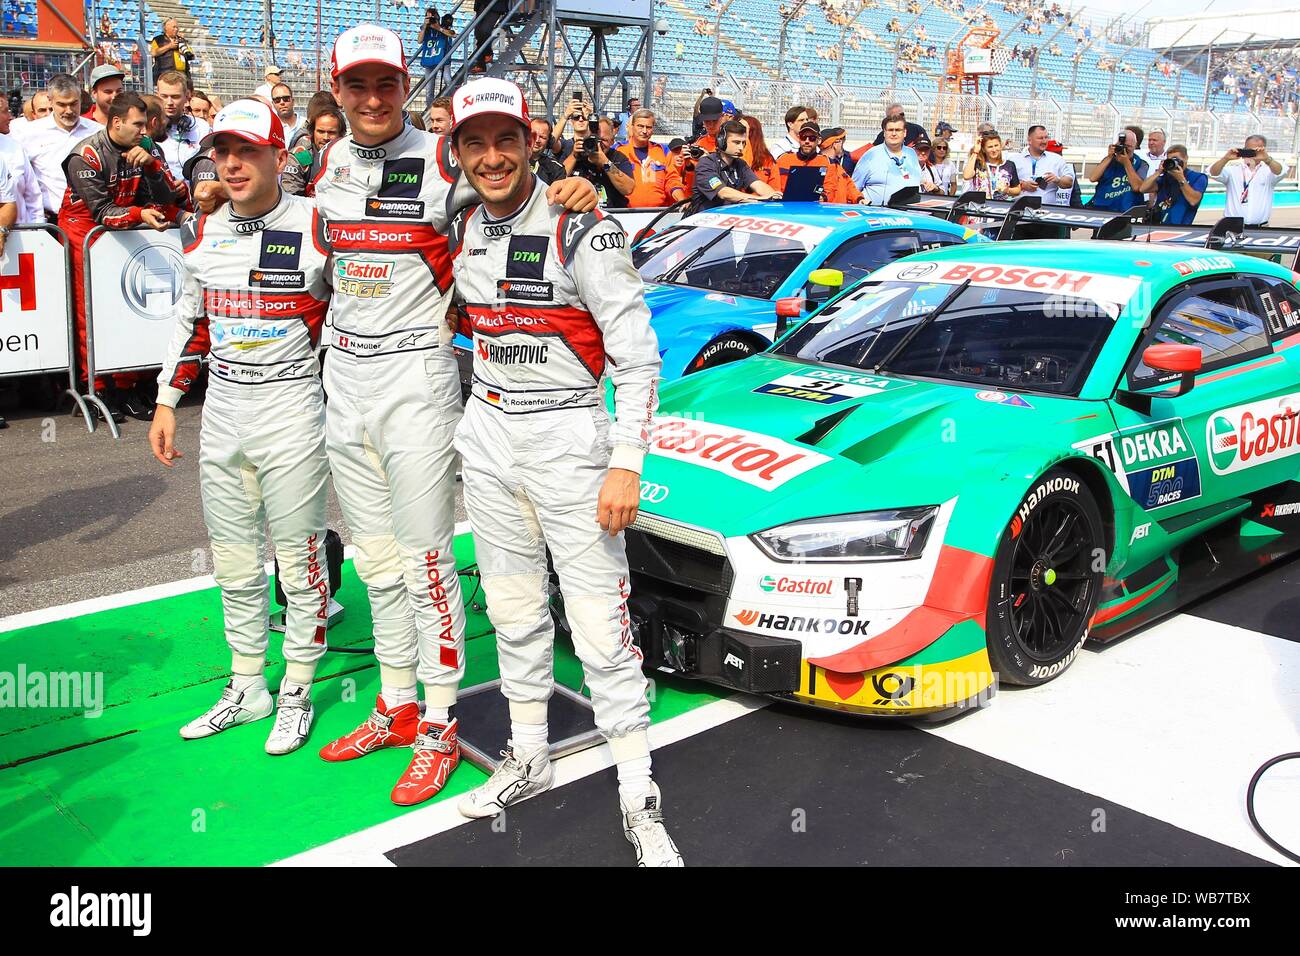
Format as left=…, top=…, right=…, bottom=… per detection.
left=484, top=223, right=512, bottom=238
left=353, top=145, right=387, bottom=161
left=589, top=231, right=626, bottom=251
left=897, top=262, right=937, bottom=279
left=235, top=220, right=265, bottom=235
left=638, top=481, right=669, bottom=504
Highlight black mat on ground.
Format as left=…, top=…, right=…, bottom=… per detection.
left=455, top=683, right=597, bottom=768
left=1184, top=553, right=1300, bottom=643
left=387, top=705, right=1270, bottom=867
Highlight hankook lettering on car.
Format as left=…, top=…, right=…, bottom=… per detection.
left=1009, top=475, right=1080, bottom=538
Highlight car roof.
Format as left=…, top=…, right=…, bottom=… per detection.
left=896, top=238, right=1295, bottom=281
left=679, top=201, right=971, bottom=238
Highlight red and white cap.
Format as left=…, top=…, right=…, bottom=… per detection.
left=451, top=77, right=530, bottom=135
left=210, top=99, right=286, bottom=149
left=331, top=24, right=408, bottom=78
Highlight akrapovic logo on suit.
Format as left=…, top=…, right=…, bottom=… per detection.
left=476, top=338, right=549, bottom=364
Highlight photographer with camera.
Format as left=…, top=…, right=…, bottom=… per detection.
left=418, top=7, right=456, bottom=92
left=150, top=18, right=193, bottom=85
left=562, top=105, right=634, bottom=207
left=690, top=119, right=780, bottom=213
left=1086, top=125, right=1147, bottom=212
left=1209, top=135, right=1287, bottom=226
left=1138, top=145, right=1206, bottom=225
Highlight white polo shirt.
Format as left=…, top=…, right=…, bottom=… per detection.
left=1012, top=149, right=1073, bottom=205
left=1215, top=159, right=1289, bottom=225
left=0, top=133, right=44, bottom=223
left=12, top=114, right=103, bottom=215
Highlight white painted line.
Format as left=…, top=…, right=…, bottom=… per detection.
left=0, top=522, right=474, bottom=634
left=271, top=693, right=769, bottom=867
left=924, top=613, right=1300, bottom=866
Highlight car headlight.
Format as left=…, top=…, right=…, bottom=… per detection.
left=750, top=507, right=938, bottom=563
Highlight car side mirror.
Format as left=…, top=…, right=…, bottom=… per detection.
left=808, top=268, right=844, bottom=290
left=1116, top=343, right=1202, bottom=413
left=774, top=295, right=806, bottom=338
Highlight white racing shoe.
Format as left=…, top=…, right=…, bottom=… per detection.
left=458, top=741, right=554, bottom=818
left=179, top=680, right=274, bottom=740
left=265, top=683, right=315, bottom=755
left=621, top=783, right=684, bottom=867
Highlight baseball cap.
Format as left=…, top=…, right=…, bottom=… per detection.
left=264, top=64, right=283, bottom=77
left=798, top=120, right=821, bottom=137
left=720, top=98, right=738, bottom=116
left=667, top=137, right=685, bottom=151
left=208, top=99, right=286, bottom=149
left=820, top=126, right=846, bottom=147
left=89, top=64, right=125, bottom=90
left=698, top=96, right=724, bottom=121
left=331, top=25, right=408, bottom=78
left=935, top=120, right=957, bottom=134
left=1045, top=139, right=1065, bottom=155
left=451, top=77, right=530, bottom=135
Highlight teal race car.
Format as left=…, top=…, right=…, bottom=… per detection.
left=623, top=237, right=1300, bottom=717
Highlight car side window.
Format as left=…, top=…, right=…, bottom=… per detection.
left=1129, top=281, right=1271, bottom=385
left=810, top=230, right=958, bottom=301
left=1251, top=276, right=1300, bottom=341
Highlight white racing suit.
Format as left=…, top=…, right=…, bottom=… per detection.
left=449, top=179, right=661, bottom=753
left=312, top=125, right=474, bottom=706
left=157, top=192, right=333, bottom=680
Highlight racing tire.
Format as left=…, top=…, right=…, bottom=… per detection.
left=686, top=331, right=766, bottom=374
left=986, top=468, right=1104, bottom=687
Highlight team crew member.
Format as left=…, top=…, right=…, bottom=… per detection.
left=59, top=92, right=189, bottom=419
left=149, top=100, right=333, bottom=755
left=616, top=108, right=685, bottom=207
left=84, top=65, right=125, bottom=126
left=853, top=114, right=922, bottom=204
left=680, top=95, right=726, bottom=194
left=447, top=78, right=683, bottom=866
left=690, top=120, right=780, bottom=212
left=156, top=70, right=210, bottom=181
left=311, top=25, right=597, bottom=806
left=775, top=121, right=859, bottom=203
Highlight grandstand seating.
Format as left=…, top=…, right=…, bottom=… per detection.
left=89, top=0, right=1250, bottom=113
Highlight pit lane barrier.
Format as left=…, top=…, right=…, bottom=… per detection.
left=1131, top=217, right=1300, bottom=271
left=0, top=223, right=82, bottom=427
left=80, top=224, right=185, bottom=439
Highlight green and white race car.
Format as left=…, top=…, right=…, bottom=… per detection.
left=624, top=237, right=1300, bottom=717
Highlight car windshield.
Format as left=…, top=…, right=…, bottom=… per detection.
left=772, top=277, right=1119, bottom=394
left=633, top=214, right=828, bottom=299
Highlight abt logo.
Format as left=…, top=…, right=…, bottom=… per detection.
left=0, top=253, right=37, bottom=311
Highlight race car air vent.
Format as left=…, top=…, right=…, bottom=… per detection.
left=631, top=514, right=727, bottom=556
left=797, top=405, right=859, bottom=446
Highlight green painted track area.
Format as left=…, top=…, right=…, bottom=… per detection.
left=0, top=534, right=724, bottom=866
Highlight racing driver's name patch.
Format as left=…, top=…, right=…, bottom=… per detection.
left=649, top=416, right=829, bottom=489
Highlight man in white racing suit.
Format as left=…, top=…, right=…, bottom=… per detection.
left=149, top=100, right=332, bottom=756
left=311, top=25, right=597, bottom=806
left=447, top=78, right=682, bottom=866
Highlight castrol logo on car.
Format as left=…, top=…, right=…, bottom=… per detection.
left=648, top=416, right=829, bottom=489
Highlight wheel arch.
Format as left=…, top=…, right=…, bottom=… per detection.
left=1051, top=454, right=1117, bottom=564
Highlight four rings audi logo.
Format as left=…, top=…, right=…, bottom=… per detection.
left=639, top=482, right=669, bottom=504
left=235, top=220, right=265, bottom=235
left=589, top=231, right=625, bottom=252
left=353, top=145, right=386, bottom=161
left=484, top=224, right=512, bottom=238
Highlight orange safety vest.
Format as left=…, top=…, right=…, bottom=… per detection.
left=616, top=142, right=685, bottom=208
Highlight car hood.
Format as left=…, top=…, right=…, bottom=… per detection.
left=644, top=354, right=1084, bottom=538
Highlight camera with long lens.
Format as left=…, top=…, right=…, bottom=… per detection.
left=1113, top=134, right=1127, bottom=155
left=580, top=135, right=600, bottom=155
left=1162, top=156, right=1184, bottom=174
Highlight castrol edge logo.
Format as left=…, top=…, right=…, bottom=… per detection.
left=648, top=416, right=829, bottom=489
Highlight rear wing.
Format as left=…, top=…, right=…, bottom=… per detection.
left=886, top=188, right=1145, bottom=240
left=1130, top=217, right=1300, bottom=271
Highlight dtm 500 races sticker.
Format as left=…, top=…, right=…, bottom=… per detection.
left=1074, top=418, right=1202, bottom=509
left=1207, top=393, right=1300, bottom=475
left=752, top=369, right=914, bottom=404
left=648, top=416, right=829, bottom=489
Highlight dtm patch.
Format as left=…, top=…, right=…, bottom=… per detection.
left=248, top=269, right=306, bottom=289
left=753, top=370, right=913, bottom=404
left=506, top=236, right=550, bottom=280
left=378, top=158, right=423, bottom=198
left=1074, top=418, right=1202, bottom=509
left=497, top=278, right=553, bottom=302
left=258, top=230, right=302, bottom=270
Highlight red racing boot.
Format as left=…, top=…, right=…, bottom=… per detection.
left=319, top=695, right=419, bottom=761
left=390, top=718, right=461, bottom=806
